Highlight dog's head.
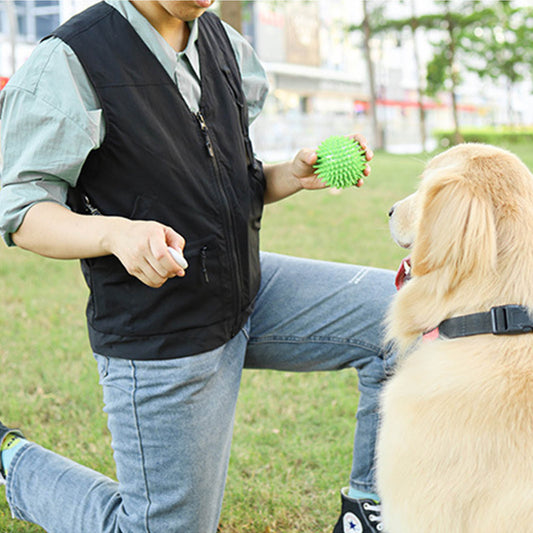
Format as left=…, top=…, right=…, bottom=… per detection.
left=387, top=143, right=533, bottom=349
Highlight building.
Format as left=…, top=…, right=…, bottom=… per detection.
left=0, top=0, right=531, bottom=160
left=246, top=0, right=533, bottom=158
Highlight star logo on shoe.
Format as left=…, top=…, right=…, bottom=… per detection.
left=343, top=512, right=363, bottom=533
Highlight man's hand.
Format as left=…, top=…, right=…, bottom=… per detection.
left=104, top=219, right=187, bottom=288
left=263, top=133, right=373, bottom=204
left=12, top=202, right=187, bottom=288
left=292, top=133, right=374, bottom=191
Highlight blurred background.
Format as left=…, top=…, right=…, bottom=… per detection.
left=0, top=0, right=532, bottom=160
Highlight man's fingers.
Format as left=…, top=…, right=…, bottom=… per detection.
left=147, top=232, right=186, bottom=278
left=125, top=258, right=167, bottom=288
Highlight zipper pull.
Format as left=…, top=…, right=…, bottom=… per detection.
left=83, top=194, right=102, bottom=216
left=196, top=111, right=215, bottom=158
left=200, top=246, right=210, bottom=283
left=196, top=111, right=208, bottom=132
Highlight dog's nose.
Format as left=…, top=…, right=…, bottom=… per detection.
left=388, top=206, right=395, bottom=218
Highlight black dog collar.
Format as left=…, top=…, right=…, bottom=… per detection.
left=425, top=305, right=533, bottom=340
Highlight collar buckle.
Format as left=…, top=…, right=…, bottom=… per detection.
left=490, top=305, right=533, bottom=335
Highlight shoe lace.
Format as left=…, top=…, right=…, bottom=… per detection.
left=363, top=502, right=383, bottom=531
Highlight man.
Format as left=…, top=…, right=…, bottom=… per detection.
left=0, top=1, right=395, bottom=531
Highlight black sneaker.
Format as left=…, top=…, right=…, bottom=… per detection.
left=0, top=421, right=24, bottom=481
left=333, top=487, right=383, bottom=533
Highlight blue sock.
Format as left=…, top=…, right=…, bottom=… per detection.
left=1, top=434, right=27, bottom=475
left=348, top=487, right=380, bottom=503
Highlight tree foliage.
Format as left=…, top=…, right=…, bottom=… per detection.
left=348, top=0, right=533, bottom=142
left=462, top=2, right=533, bottom=82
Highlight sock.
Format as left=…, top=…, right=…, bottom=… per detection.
left=1, top=434, right=27, bottom=475
left=348, top=487, right=380, bottom=503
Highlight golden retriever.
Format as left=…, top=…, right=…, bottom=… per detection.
left=377, top=143, right=533, bottom=532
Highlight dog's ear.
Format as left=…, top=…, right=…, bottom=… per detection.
left=411, top=174, right=497, bottom=291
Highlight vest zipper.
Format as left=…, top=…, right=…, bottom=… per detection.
left=196, top=111, right=216, bottom=159
left=196, top=111, right=242, bottom=336
left=200, top=246, right=210, bottom=284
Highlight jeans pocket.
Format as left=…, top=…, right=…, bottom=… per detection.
left=93, top=353, right=109, bottom=382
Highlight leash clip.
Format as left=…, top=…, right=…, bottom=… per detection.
left=490, top=305, right=533, bottom=335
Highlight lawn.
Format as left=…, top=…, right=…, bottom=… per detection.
left=0, top=144, right=531, bottom=532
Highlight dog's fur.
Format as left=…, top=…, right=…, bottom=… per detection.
left=377, top=143, right=533, bottom=532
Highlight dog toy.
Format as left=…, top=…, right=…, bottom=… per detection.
left=168, top=246, right=188, bottom=270
left=314, top=135, right=367, bottom=189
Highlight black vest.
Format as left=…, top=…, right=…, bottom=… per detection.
left=50, top=2, right=265, bottom=359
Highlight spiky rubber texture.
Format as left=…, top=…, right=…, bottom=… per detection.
left=314, top=135, right=367, bottom=189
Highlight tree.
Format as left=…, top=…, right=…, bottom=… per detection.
left=347, top=0, right=479, bottom=150
left=361, top=0, right=383, bottom=149
left=412, top=1, right=496, bottom=144
left=461, top=1, right=533, bottom=125
left=367, top=1, right=508, bottom=144
left=360, top=0, right=430, bottom=151
left=408, top=0, right=429, bottom=152
left=345, top=1, right=387, bottom=149
left=423, top=1, right=465, bottom=144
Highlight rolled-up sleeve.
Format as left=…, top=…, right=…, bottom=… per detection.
left=0, top=38, right=102, bottom=246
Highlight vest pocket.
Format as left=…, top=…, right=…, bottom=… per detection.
left=249, top=159, right=266, bottom=230
left=245, top=160, right=265, bottom=303
left=88, top=236, right=225, bottom=337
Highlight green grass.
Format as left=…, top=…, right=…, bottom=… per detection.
left=1, top=145, right=532, bottom=532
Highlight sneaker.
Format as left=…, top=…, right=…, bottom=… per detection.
left=0, top=420, right=24, bottom=481
left=332, top=487, right=383, bottom=533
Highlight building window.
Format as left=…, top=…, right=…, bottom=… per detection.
left=0, top=0, right=60, bottom=42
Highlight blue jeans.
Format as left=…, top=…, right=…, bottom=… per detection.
left=6, top=252, right=396, bottom=533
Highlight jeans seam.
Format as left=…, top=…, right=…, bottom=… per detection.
left=6, top=442, right=36, bottom=523
left=130, top=360, right=152, bottom=533
left=248, top=335, right=383, bottom=355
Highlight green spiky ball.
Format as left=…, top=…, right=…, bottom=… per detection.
left=314, top=135, right=367, bottom=189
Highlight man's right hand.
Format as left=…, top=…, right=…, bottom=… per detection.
left=12, top=202, right=187, bottom=288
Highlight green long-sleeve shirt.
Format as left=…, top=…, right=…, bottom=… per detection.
left=0, top=0, right=269, bottom=246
